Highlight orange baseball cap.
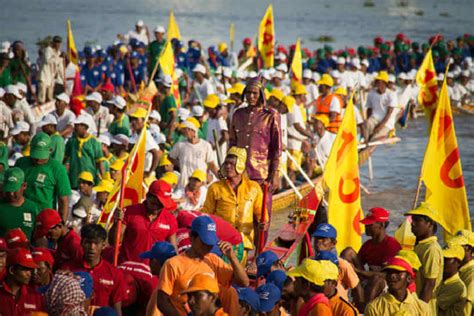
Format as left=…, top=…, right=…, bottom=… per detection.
left=181, top=274, right=219, bottom=294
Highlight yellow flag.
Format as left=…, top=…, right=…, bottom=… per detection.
left=323, top=93, right=363, bottom=253
left=230, top=23, right=235, bottom=51
left=416, top=49, right=438, bottom=124
left=258, top=4, right=275, bottom=69
left=420, top=77, right=471, bottom=234
left=98, top=122, right=147, bottom=227
left=167, top=10, right=181, bottom=41
left=290, top=38, right=302, bottom=86
left=67, top=20, right=78, bottom=65
left=159, top=41, right=181, bottom=107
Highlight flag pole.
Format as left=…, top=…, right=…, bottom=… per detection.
left=113, top=165, right=127, bottom=266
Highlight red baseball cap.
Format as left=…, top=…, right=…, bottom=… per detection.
left=0, top=238, right=7, bottom=251
left=374, top=36, right=384, bottom=44
left=243, top=38, right=252, bottom=45
left=5, top=228, right=29, bottom=249
left=360, top=207, right=390, bottom=225
left=101, top=80, right=115, bottom=92
left=148, top=180, right=176, bottom=210
left=31, top=247, right=55, bottom=267
left=7, top=248, right=38, bottom=269
left=34, top=208, right=62, bottom=239
left=396, top=33, right=406, bottom=40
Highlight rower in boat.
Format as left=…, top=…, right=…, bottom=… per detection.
left=201, top=146, right=267, bottom=263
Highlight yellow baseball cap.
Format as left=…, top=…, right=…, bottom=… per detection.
left=78, top=171, right=94, bottom=184
left=218, top=42, right=228, bottom=53
left=181, top=273, right=219, bottom=294
left=447, top=235, right=470, bottom=248
left=270, top=89, right=285, bottom=101
left=190, top=169, right=206, bottom=182
left=93, top=179, right=114, bottom=193
left=282, top=96, right=295, bottom=113
left=334, top=87, right=347, bottom=96
left=404, top=202, right=438, bottom=222
left=159, top=154, right=173, bottom=167
left=442, top=244, right=465, bottom=261
left=317, top=74, right=334, bottom=87
left=454, top=229, right=474, bottom=247
left=395, top=250, right=421, bottom=270
left=110, top=159, right=125, bottom=171
left=375, top=71, right=389, bottom=83
left=160, top=172, right=178, bottom=186
left=314, top=114, right=329, bottom=127
left=203, top=94, right=220, bottom=109
left=291, top=83, right=307, bottom=96
left=287, top=259, right=338, bottom=286
left=228, top=83, right=245, bottom=95
left=130, top=107, right=148, bottom=119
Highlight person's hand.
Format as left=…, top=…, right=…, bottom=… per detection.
left=258, top=222, right=269, bottom=231
left=114, top=208, right=124, bottom=222
left=218, top=241, right=235, bottom=259
left=271, top=174, right=280, bottom=193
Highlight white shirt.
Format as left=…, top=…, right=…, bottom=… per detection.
left=126, top=29, right=149, bottom=45
left=192, top=79, right=215, bottom=104
left=169, top=139, right=215, bottom=189
left=206, top=117, right=228, bottom=144
left=65, top=62, right=77, bottom=95
left=12, top=98, right=36, bottom=127
left=338, top=70, right=356, bottom=90
left=280, top=113, right=288, bottom=148
left=51, top=109, right=76, bottom=134
left=175, top=186, right=208, bottom=211
left=365, top=89, right=398, bottom=129
left=39, top=46, right=64, bottom=85
left=316, top=131, right=337, bottom=167
left=131, top=129, right=159, bottom=172
left=304, top=83, right=319, bottom=105
left=0, top=101, right=14, bottom=137
left=286, top=107, right=305, bottom=150
left=86, top=106, right=113, bottom=136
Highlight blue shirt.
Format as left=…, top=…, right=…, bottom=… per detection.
left=81, top=65, right=102, bottom=88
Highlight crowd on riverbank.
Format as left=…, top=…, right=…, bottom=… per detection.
left=0, top=21, right=473, bottom=315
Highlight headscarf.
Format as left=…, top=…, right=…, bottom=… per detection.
left=242, top=76, right=266, bottom=107
left=45, top=273, right=87, bottom=316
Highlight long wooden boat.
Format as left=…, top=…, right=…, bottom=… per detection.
left=271, top=137, right=400, bottom=213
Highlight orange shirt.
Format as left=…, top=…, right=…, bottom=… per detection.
left=214, top=308, right=229, bottom=316
left=308, top=303, right=333, bottom=316
left=337, top=257, right=360, bottom=301
left=157, top=252, right=234, bottom=316
left=329, top=293, right=359, bottom=316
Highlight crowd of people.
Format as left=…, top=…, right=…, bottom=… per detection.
left=0, top=19, right=473, bottom=315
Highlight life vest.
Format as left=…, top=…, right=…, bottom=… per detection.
left=315, top=93, right=342, bottom=133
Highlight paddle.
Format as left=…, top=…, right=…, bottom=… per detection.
left=257, top=182, right=269, bottom=256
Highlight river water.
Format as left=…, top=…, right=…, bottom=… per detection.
left=1, top=0, right=473, bottom=233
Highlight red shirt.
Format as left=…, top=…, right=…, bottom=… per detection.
left=0, top=280, right=45, bottom=315
left=358, top=235, right=401, bottom=270
left=54, top=229, right=83, bottom=269
left=118, top=261, right=158, bottom=306
left=61, top=259, right=126, bottom=307
left=121, top=203, right=178, bottom=263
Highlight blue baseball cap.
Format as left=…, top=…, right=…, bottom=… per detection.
left=314, top=251, right=339, bottom=266
left=256, top=283, right=281, bottom=312
left=211, top=244, right=222, bottom=257
left=256, top=251, right=279, bottom=277
left=93, top=307, right=118, bottom=316
left=236, top=287, right=260, bottom=312
left=266, top=270, right=287, bottom=290
left=191, top=216, right=218, bottom=246
left=139, top=241, right=177, bottom=264
left=74, top=271, right=94, bottom=299
left=312, top=223, right=337, bottom=239
left=130, top=51, right=139, bottom=59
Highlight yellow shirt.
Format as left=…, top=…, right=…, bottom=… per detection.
left=365, top=291, right=430, bottom=316
left=459, top=260, right=474, bottom=316
left=436, top=273, right=467, bottom=316
left=201, top=175, right=263, bottom=249
left=414, top=236, right=443, bottom=314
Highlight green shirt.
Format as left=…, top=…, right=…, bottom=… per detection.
left=14, top=157, right=72, bottom=211
left=0, top=198, right=39, bottom=240
left=148, top=39, right=166, bottom=75
left=65, top=134, right=103, bottom=189
left=8, top=58, right=29, bottom=84
left=159, top=95, right=177, bottom=125
left=199, top=120, right=208, bottom=140
left=50, top=132, right=65, bottom=163
left=0, top=67, right=12, bottom=87
left=109, top=114, right=131, bottom=136
left=0, top=142, right=8, bottom=170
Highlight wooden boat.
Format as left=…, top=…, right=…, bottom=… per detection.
left=271, top=137, right=400, bottom=213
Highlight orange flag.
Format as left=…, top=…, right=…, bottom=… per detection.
left=258, top=4, right=275, bottom=69
left=290, top=39, right=302, bottom=87
left=420, top=76, right=471, bottom=234
left=98, top=122, right=147, bottom=227
left=323, top=92, right=363, bottom=253
left=159, top=41, right=181, bottom=107
left=416, top=49, right=438, bottom=124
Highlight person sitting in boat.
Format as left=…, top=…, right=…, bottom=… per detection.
left=313, top=114, right=336, bottom=168
left=341, top=207, right=401, bottom=305
left=311, top=223, right=364, bottom=312
left=201, top=146, right=267, bottom=257
left=337, top=87, right=368, bottom=142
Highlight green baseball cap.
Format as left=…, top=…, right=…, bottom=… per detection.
left=30, top=132, right=51, bottom=160
left=3, top=167, right=25, bottom=193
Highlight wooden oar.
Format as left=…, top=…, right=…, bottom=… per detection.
left=285, top=150, right=315, bottom=188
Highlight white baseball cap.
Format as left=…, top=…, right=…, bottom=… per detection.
left=5, top=85, right=22, bottom=99
left=10, top=121, right=30, bottom=136
left=361, top=59, right=370, bottom=67
left=55, top=92, right=70, bottom=104
left=388, top=74, right=396, bottom=83
left=73, top=115, right=90, bottom=127
left=446, top=72, right=454, bottom=79
left=85, top=92, right=103, bottom=104
left=437, top=73, right=445, bottom=81
left=193, top=64, right=206, bottom=74
left=192, top=105, right=204, bottom=117
left=98, top=134, right=111, bottom=146
left=175, top=68, right=183, bottom=78
left=178, top=107, right=190, bottom=121
left=236, top=70, right=246, bottom=80
left=303, top=69, right=313, bottom=79
left=461, top=70, right=470, bottom=77
left=261, top=70, right=271, bottom=81
left=16, top=82, right=27, bottom=94
left=111, top=95, right=127, bottom=109
left=155, top=132, right=166, bottom=145
left=398, top=72, right=408, bottom=80
left=330, top=70, right=341, bottom=79
left=112, top=134, right=130, bottom=146
left=149, top=110, right=161, bottom=121
left=275, top=63, right=288, bottom=73
left=136, top=20, right=145, bottom=27
left=38, top=114, right=58, bottom=127
left=337, top=57, right=346, bottom=65
left=223, top=67, right=232, bottom=78
left=158, top=74, right=173, bottom=88
left=312, top=72, right=321, bottom=82
left=247, top=71, right=258, bottom=78
left=154, top=25, right=166, bottom=33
